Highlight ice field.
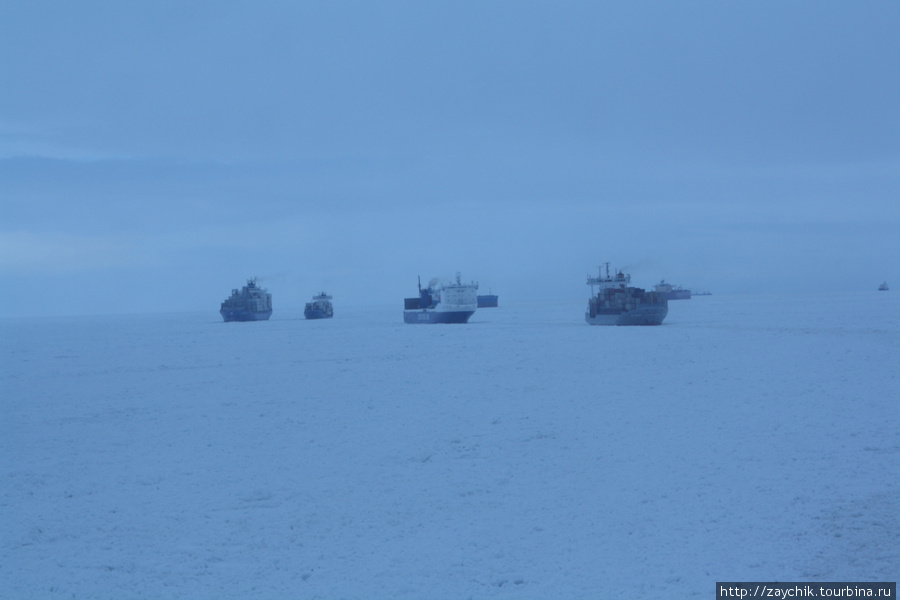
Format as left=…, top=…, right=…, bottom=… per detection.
left=2, top=292, right=898, bottom=599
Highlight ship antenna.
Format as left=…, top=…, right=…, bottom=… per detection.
left=418, top=275, right=421, bottom=292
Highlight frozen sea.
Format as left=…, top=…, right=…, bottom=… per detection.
left=2, top=292, right=898, bottom=599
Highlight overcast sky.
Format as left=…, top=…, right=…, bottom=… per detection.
left=2, top=1, right=898, bottom=317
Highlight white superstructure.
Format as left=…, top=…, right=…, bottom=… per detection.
left=587, top=263, right=631, bottom=293
left=435, top=272, right=478, bottom=312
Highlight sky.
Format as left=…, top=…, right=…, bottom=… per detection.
left=1, top=1, right=898, bottom=317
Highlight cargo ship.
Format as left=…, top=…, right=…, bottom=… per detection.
left=654, top=279, right=692, bottom=300
left=586, top=264, right=668, bottom=326
left=304, top=292, right=334, bottom=319
left=404, top=273, right=478, bottom=324
left=220, top=278, right=273, bottom=322
left=477, top=290, right=499, bottom=308
left=879, top=282, right=889, bottom=291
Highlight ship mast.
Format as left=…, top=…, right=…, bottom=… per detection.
left=587, top=262, right=630, bottom=293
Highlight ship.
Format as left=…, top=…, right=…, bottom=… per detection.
left=404, top=273, right=478, bottom=324
left=654, top=279, right=692, bottom=300
left=220, top=278, right=273, bottom=322
left=879, top=282, right=889, bottom=291
left=586, top=264, right=668, bottom=326
left=304, top=292, right=334, bottom=319
left=477, top=290, right=499, bottom=308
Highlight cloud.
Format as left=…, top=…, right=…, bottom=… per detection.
left=0, top=120, right=126, bottom=161
left=0, top=230, right=157, bottom=273
left=0, top=217, right=330, bottom=276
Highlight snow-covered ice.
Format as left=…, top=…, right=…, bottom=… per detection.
left=2, top=292, right=898, bottom=598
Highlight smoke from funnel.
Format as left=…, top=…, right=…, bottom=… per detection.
left=620, top=258, right=657, bottom=274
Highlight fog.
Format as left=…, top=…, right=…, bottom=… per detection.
left=2, top=2, right=898, bottom=317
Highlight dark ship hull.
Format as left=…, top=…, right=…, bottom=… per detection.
left=585, top=303, right=667, bottom=325
left=654, top=280, right=691, bottom=300
left=477, top=294, right=498, bottom=308
left=403, top=308, right=475, bottom=324
left=220, top=279, right=273, bottom=322
left=220, top=308, right=272, bottom=322
left=667, top=289, right=691, bottom=300
left=586, top=265, right=668, bottom=326
left=304, top=292, right=334, bottom=319
left=304, top=306, right=333, bottom=319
